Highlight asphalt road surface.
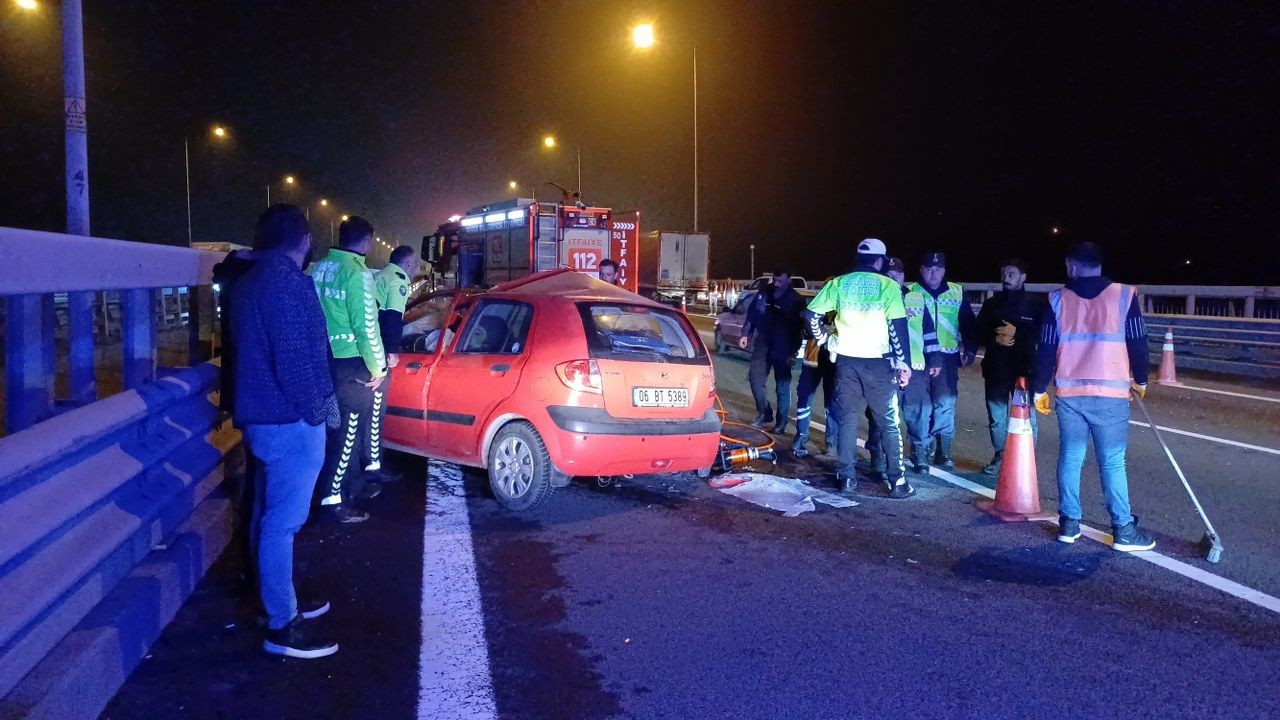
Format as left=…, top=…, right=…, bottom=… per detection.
left=103, top=317, right=1280, bottom=720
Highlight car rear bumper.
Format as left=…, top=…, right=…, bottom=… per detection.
left=540, top=406, right=721, bottom=476
left=546, top=406, right=721, bottom=436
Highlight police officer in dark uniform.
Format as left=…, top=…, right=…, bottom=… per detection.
left=740, top=266, right=805, bottom=432
left=975, top=257, right=1042, bottom=474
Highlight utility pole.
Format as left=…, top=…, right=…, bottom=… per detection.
left=693, top=44, right=698, bottom=233
left=64, top=0, right=95, bottom=403
left=184, top=137, right=193, bottom=245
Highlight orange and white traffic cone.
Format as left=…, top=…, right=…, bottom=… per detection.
left=1156, top=330, right=1181, bottom=385
left=975, top=378, right=1055, bottom=522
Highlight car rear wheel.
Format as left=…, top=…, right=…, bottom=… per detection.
left=488, top=421, right=554, bottom=511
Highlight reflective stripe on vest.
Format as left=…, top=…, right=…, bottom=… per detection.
left=1051, top=283, right=1135, bottom=399
left=910, top=282, right=964, bottom=354
left=903, top=290, right=927, bottom=370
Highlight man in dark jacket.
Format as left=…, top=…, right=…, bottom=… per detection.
left=211, top=249, right=258, bottom=594
left=740, top=266, right=805, bottom=433
left=975, top=258, right=1043, bottom=474
left=231, top=204, right=339, bottom=659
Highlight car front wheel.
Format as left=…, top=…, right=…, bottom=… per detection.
left=488, top=421, right=554, bottom=511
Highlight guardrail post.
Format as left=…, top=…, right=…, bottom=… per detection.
left=1244, top=296, right=1256, bottom=319
left=5, top=294, right=54, bottom=432
left=121, top=288, right=156, bottom=389
left=1184, top=294, right=1196, bottom=315
left=68, top=290, right=96, bottom=403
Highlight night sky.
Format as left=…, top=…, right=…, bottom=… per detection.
left=2, top=1, right=1278, bottom=283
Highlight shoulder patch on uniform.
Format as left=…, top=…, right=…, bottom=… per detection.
left=399, top=285, right=407, bottom=296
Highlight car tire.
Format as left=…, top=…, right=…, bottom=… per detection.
left=487, top=421, right=554, bottom=511
left=714, top=329, right=728, bottom=354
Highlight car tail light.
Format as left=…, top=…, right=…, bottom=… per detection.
left=556, top=359, right=602, bottom=394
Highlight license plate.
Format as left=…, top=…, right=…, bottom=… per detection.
left=632, top=387, right=689, bottom=408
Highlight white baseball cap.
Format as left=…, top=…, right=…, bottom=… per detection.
left=857, top=238, right=887, bottom=255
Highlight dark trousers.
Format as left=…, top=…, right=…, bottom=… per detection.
left=793, top=354, right=836, bottom=450
left=365, top=373, right=389, bottom=471
left=865, top=386, right=906, bottom=466
left=904, top=353, right=960, bottom=448
left=749, top=339, right=796, bottom=421
left=833, top=355, right=905, bottom=483
left=236, top=442, right=262, bottom=594
left=318, top=356, right=373, bottom=506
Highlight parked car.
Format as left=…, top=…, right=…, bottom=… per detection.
left=713, top=288, right=815, bottom=355
left=384, top=269, right=721, bottom=510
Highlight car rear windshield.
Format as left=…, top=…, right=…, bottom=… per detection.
left=577, top=303, right=708, bottom=364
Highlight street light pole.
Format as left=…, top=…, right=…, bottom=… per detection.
left=577, top=145, right=582, bottom=193
left=693, top=44, right=698, bottom=233
left=749, top=244, right=755, bottom=279
left=64, top=0, right=95, bottom=404
left=184, top=137, right=193, bottom=245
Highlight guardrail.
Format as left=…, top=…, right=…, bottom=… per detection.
left=0, top=227, right=222, bottom=435
left=0, top=227, right=238, bottom=719
left=707, top=279, right=1280, bottom=321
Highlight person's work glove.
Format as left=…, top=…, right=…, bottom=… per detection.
left=994, top=320, right=1016, bottom=347
left=1034, top=391, right=1053, bottom=415
left=1131, top=382, right=1147, bottom=399
left=387, top=352, right=400, bottom=369
left=324, top=394, right=340, bottom=430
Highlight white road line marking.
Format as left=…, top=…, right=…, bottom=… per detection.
left=812, top=419, right=1280, bottom=614
left=419, top=459, right=497, bottom=720
left=1129, top=421, right=1280, bottom=457
left=1169, top=384, right=1280, bottom=404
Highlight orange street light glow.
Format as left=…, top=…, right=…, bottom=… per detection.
left=632, top=23, right=655, bottom=49
left=284, top=175, right=296, bottom=185
left=543, top=135, right=557, bottom=149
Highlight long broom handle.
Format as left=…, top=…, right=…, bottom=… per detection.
left=1133, top=394, right=1221, bottom=538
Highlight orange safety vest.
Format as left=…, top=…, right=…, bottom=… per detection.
left=1050, top=282, right=1136, bottom=399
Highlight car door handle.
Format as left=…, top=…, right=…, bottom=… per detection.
left=406, top=361, right=423, bottom=374
left=490, top=363, right=509, bottom=376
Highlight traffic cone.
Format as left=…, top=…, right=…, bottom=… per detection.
left=975, top=378, right=1055, bottom=522
left=1156, top=330, right=1181, bottom=385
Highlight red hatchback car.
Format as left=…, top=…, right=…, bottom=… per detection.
left=382, top=269, right=721, bottom=510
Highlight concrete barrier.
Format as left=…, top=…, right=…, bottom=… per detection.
left=0, top=361, right=239, bottom=720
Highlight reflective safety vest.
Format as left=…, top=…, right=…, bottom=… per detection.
left=902, top=288, right=927, bottom=371
left=1050, top=283, right=1136, bottom=399
left=910, top=282, right=964, bottom=354
left=310, top=248, right=387, bottom=378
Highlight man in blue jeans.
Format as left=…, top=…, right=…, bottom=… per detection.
left=1032, top=242, right=1156, bottom=553
left=231, top=204, right=341, bottom=658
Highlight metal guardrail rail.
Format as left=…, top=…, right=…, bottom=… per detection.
left=0, top=226, right=222, bottom=435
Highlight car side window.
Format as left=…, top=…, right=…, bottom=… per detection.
left=455, top=300, right=533, bottom=355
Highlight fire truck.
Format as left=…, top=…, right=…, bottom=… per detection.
left=422, top=198, right=642, bottom=293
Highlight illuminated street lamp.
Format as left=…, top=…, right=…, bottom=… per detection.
left=631, top=23, right=655, bottom=49
left=16, top=0, right=38, bottom=10
left=284, top=175, right=296, bottom=185
left=319, top=198, right=328, bottom=207
left=508, top=180, right=518, bottom=191
left=632, top=22, right=701, bottom=231
left=341, top=214, right=349, bottom=222
left=542, top=135, right=582, bottom=193
left=185, top=123, right=232, bottom=245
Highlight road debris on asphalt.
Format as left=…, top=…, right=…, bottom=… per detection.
left=710, top=472, right=858, bottom=516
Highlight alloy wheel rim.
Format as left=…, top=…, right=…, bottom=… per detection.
left=495, top=436, right=534, bottom=498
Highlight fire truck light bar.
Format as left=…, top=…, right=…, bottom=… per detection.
left=506, top=209, right=524, bottom=220
left=459, top=216, right=483, bottom=227
left=484, top=213, right=505, bottom=223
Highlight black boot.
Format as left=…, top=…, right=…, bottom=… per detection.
left=982, top=451, right=1003, bottom=476
left=935, top=435, right=955, bottom=471
left=751, top=408, right=774, bottom=429
left=910, top=442, right=931, bottom=473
